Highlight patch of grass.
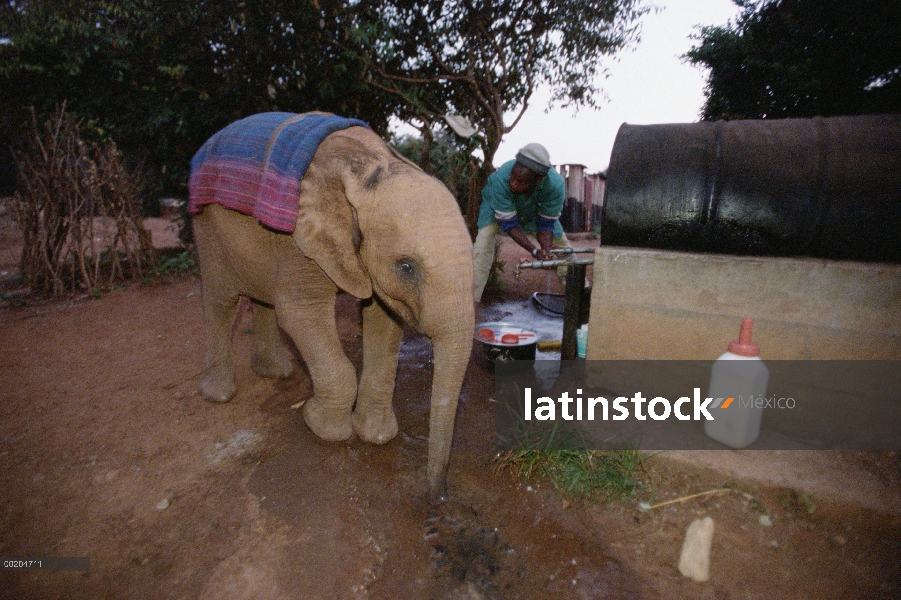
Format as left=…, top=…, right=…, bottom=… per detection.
left=496, top=449, right=650, bottom=501
left=778, top=488, right=816, bottom=516
left=493, top=381, right=651, bottom=501
left=498, top=402, right=587, bottom=451
left=1, top=294, right=29, bottom=307
left=156, top=250, right=197, bottom=276
left=482, top=237, right=507, bottom=297
left=484, top=258, right=507, bottom=296
left=85, top=283, right=127, bottom=299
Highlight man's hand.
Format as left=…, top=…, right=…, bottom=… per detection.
left=529, top=247, right=551, bottom=261
left=508, top=226, right=552, bottom=261
left=535, top=230, right=554, bottom=260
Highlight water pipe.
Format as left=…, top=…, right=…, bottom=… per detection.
left=549, top=247, right=595, bottom=255
left=514, top=257, right=594, bottom=279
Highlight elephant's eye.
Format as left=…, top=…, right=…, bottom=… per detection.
left=395, top=256, right=421, bottom=285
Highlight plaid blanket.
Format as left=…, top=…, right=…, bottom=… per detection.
left=188, top=112, right=369, bottom=233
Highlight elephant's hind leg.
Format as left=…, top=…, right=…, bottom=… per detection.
left=198, top=283, right=241, bottom=402
left=194, top=211, right=242, bottom=402
left=249, top=302, right=295, bottom=379
left=353, top=298, right=402, bottom=444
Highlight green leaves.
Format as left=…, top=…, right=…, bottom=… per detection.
left=343, top=0, right=650, bottom=169
left=0, top=0, right=656, bottom=208
left=685, top=0, right=901, bottom=120
left=0, top=0, right=395, bottom=200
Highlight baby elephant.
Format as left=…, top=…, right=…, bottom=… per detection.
left=189, top=112, right=474, bottom=501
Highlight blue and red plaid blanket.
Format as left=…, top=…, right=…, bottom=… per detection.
left=188, top=112, right=369, bottom=233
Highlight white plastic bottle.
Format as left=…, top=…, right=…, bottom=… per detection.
left=703, top=318, right=770, bottom=448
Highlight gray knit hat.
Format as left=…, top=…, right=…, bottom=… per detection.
left=515, top=143, right=552, bottom=175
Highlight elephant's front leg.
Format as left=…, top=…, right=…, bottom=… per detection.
left=274, top=262, right=357, bottom=442
left=352, top=298, right=403, bottom=444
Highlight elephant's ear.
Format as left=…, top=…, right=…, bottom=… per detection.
left=292, top=181, right=373, bottom=299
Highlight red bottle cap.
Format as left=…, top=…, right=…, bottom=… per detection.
left=728, top=318, right=759, bottom=357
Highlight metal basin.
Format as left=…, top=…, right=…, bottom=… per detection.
left=474, top=322, right=538, bottom=362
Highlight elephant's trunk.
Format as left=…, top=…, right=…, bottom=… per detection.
left=425, top=305, right=475, bottom=503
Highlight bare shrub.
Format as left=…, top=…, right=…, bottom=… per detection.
left=10, top=106, right=157, bottom=295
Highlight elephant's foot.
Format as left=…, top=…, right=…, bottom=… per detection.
left=200, top=372, right=236, bottom=403
left=352, top=406, right=399, bottom=445
left=302, top=398, right=353, bottom=442
left=250, top=349, right=295, bottom=380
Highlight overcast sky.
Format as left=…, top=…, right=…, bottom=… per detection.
left=491, top=0, right=743, bottom=172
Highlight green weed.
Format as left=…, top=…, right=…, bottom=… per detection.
left=496, top=448, right=649, bottom=501
left=157, top=250, right=197, bottom=275
left=778, top=488, right=816, bottom=516
left=484, top=258, right=507, bottom=296
left=493, top=380, right=651, bottom=501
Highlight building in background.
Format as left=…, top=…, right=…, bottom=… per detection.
left=557, top=164, right=606, bottom=234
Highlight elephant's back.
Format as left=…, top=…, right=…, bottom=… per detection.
left=189, top=112, right=370, bottom=234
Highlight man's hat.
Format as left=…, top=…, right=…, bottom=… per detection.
left=515, top=143, right=552, bottom=175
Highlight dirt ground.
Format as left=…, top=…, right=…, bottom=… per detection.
left=1, top=214, right=899, bottom=599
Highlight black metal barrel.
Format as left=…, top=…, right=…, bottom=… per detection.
left=601, top=114, right=901, bottom=263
